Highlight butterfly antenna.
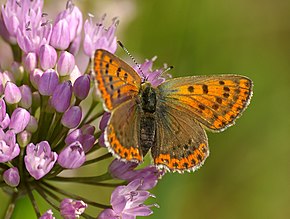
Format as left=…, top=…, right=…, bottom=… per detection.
left=117, top=40, right=146, bottom=80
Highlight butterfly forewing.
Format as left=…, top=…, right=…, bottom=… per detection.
left=152, top=102, right=209, bottom=172
left=157, top=75, right=253, bottom=132
left=94, top=49, right=141, bottom=111
left=105, top=99, right=143, bottom=162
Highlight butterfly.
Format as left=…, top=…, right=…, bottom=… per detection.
left=94, top=49, right=253, bottom=173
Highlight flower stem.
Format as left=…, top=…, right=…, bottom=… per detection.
left=24, top=181, right=41, bottom=218
left=82, top=152, right=112, bottom=166
left=85, top=108, right=104, bottom=124
left=3, top=192, right=18, bottom=219
left=49, top=172, right=113, bottom=183
left=80, top=100, right=99, bottom=126
left=41, top=181, right=111, bottom=209
left=11, top=44, right=22, bottom=63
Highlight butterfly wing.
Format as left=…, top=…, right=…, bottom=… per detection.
left=94, top=49, right=142, bottom=111
left=156, top=75, right=253, bottom=132
left=105, top=99, right=143, bottom=162
left=152, top=103, right=209, bottom=172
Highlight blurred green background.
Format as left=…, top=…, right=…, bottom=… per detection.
left=1, top=0, right=290, bottom=218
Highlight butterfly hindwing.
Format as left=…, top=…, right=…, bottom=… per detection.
left=94, top=49, right=141, bottom=111
left=105, top=99, right=143, bottom=162
left=152, top=101, right=209, bottom=172
left=157, top=75, right=253, bottom=132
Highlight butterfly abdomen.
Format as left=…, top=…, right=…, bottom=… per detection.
left=138, top=83, right=157, bottom=156
left=140, top=114, right=156, bottom=156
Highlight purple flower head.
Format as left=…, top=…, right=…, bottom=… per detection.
left=4, top=81, right=21, bottom=104
left=24, top=141, right=58, bottom=180
left=60, top=198, right=87, bottom=219
left=51, top=81, right=72, bottom=113
left=9, top=107, right=30, bottom=134
left=57, top=51, right=75, bottom=76
left=100, top=179, right=156, bottom=219
left=83, top=14, right=118, bottom=56
left=58, top=141, right=85, bottom=169
left=0, top=98, right=10, bottom=129
left=38, top=44, right=57, bottom=70
left=73, top=74, right=90, bottom=100
left=38, top=69, right=59, bottom=96
left=65, top=125, right=96, bottom=153
left=133, top=57, right=171, bottom=87
left=3, top=167, right=20, bottom=187
left=39, top=209, right=55, bottom=219
left=0, top=129, right=20, bottom=163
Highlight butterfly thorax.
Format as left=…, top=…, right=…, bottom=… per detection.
left=138, top=83, right=157, bottom=156
left=140, top=83, right=157, bottom=113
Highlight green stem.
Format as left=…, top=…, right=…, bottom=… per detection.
left=18, top=148, right=25, bottom=182
left=24, top=181, right=40, bottom=218
left=82, top=152, right=112, bottom=166
left=50, top=127, right=68, bottom=149
left=11, top=44, right=22, bottom=63
left=41, top=181, right=111, bottom=209
left=33, top=96, right=49, bottom=142
left=49, top=172, right=113, bottom=183
left=80, top=101, right=99, bottom=126
left=47, top=113, right=62, bottom=143
left=44, top=165, right=64, bottom=179
left=85, top=109, right=105, bottom=125
left=3, top=192, right=18, bottom=219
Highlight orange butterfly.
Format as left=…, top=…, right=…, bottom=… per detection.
left=94, top=49, right=253, bottom=173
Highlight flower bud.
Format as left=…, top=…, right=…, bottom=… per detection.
left=11, top=62, right=24, bottom=83
left=39, top=44, right=57, bottom=70
left=23, top=52, right=37, bottom=72
left=30, top=68, right=44, bottom=89
left=3, top=167, right=20, bottom=187
left=57, top=51, right=75, bottom=76
left=58, top=141, right=85, bottom=169
left=17, top=130, right=32, bottom=148
left=50, top=19, right=70, bottom=50
left=51, top=81, right=72, bottom=113
left=4, top=82, right=21, bottom=104
left=26, top=116, right=38, bottom=133
left=38, top=69, right=59, bottom=96
left=9, top=108, right=30, bottom=134
left=19, top=85, right=32, bottom=109
left=73, top=75, right=90, bottom=100
left=61, top=106, right=82, bottom=129
left=81, top=124, right=95, bottom=135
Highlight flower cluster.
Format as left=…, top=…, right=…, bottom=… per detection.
left=0, top=0, right=166, bottom=218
